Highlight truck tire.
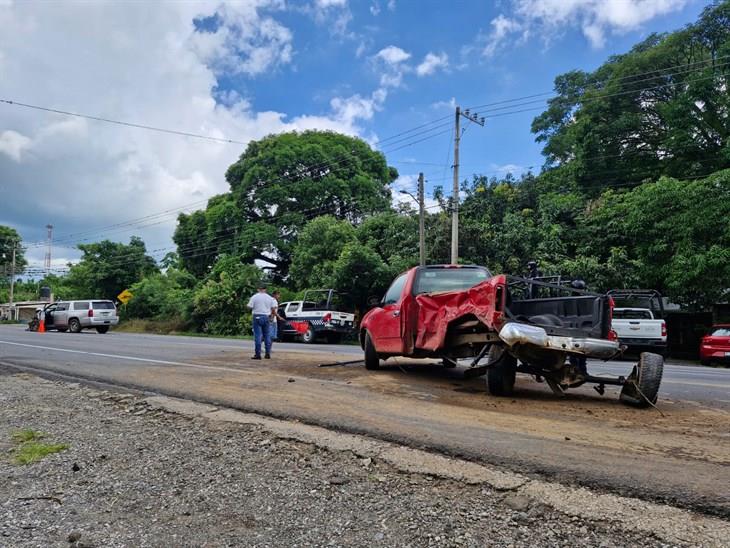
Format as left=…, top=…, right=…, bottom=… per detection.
left=620, top=352, right=663, bottom=407
left=96, top=326, right=109, bottom=334
left=69, top=318, right=82, bottom=333
left=486, top=345, right=517, bottom=396
left=364, top=332, right=381, bottom=370
left=301, top=327, right=316, bottom=344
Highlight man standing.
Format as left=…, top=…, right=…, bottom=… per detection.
left=269, top=290, right=285, bottom=343
left=247, top=283, right=276, bottom=360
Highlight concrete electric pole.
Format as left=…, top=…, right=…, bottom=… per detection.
left=9, top=242, right=16, bottom=320
left=451, top=106, right=485, bottom=264
left=418, top=172, right=425, bottom=267
left=398, top=172, right=426, bottom=266
left=44, top=224, right=53, bottom=275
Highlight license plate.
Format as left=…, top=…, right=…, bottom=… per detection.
left=725, top=352, right=730, bottom=357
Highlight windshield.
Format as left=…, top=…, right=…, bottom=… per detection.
left=414, top=267, right=491, bottom=295
left=710, top=328, right=730, bottom=337
left=613, top=309, right=652, bottom=320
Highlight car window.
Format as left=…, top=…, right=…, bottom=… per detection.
left=73, top=301, right=89, bottom=311
left=710, top=328, right=730, bottom=337
left=301, top=301, right=318, bottom=310
left=288, top=303, right=300, bottom=313
left=613, top=309, right=652, bottom=320
left=92, top=301, right=115, bottom=310
left=56, top=303, right=68, bottom=311
left=383, top=273, right=408, bottom=305
left=414, top=267, right=491, bottom=295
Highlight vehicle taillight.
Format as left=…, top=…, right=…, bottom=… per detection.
left=608, top=296, right=615, bottom=323
left=661, top=321, right=666, bottom=337
left=323, top=313, right=331, bottom=323
left=88, top=309, right=94, bottom=317
left=608, top=329, right=618, bottom=341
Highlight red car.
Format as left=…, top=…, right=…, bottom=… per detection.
left=360, top=264, right=664, bottom=407
left=700, top=325, right=730, bottom=366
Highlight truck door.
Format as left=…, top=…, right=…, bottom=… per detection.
left=369, top=273, right=408, bottom=354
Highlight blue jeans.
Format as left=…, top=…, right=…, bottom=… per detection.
left=252, top=315, right=271, bottom=357
left=269, top=318, right=278, bottom=341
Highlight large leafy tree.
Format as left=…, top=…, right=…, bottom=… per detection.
left=0, top=225, right=27, bottom=279
left=578, top=169, right=730, bottom=308
left=532, top=1, right=730, bottom=192
left=175, top=130, right=397, bottom=281
left=64, top=237, right=158, bottom=299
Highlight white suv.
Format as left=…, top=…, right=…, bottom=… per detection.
left=52, top=300, right=119, bottom=334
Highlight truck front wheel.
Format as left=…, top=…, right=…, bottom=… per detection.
left=364, top=332, right=381, bottom=370
left=486, top=345, right=517, bottom=396
left=620, top=352, right=664, bottom=407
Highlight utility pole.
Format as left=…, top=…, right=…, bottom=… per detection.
left=451, top=106, right=485, bottom=264
left=9, top=242, right=16, bottom=321
left=418, top=172, right=425, bottom=266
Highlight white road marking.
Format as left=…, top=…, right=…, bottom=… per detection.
left=0, top=340, right=252, bottom=375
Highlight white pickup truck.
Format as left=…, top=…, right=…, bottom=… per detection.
left=278, top=289, right=355, bottom=344
left=611, top=308, right=667, bottom=355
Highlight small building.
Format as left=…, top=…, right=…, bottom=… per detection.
left=0, top=300, right=51, bottom=322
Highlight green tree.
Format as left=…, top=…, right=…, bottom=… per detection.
left=174, top=131, right=397, bottom=281
left=579, top=170, right=730, bottom=307
left=191, top=256, right=262, bottom=335
left=289, top=216, right=356, bottom=289
left=532, top=1, right=730, bottom=192
left=125, top=268, right=197, bottom=322
left=0, top=226, right=27, bottom=280
left=64, top=237, right=158, bottom=299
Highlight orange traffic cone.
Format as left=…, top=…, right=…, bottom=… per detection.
left=38, top=318, right=46, bottom=333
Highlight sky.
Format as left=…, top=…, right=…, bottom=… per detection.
left=0, top=0, right=710, bottom=274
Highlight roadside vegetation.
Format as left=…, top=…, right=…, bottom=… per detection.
left=9, top=429, right=68, bottom=465
left=1, top=2, right=728, bottom=334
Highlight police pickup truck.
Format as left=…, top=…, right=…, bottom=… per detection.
left=278, top=289, right=355, bottom=344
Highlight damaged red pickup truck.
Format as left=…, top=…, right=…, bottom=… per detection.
left=360, top=265, right=663, bottom=407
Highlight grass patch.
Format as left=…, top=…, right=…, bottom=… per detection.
left=11, top=429, right=45, bottom=443
left=117, top=319, right=252, bottom=340
left=9, top=429, right=68, bottom=465
left=13, top=441, right=69, bottom=465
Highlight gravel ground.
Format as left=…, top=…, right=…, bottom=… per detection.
left=0, top=372, right=675, bottom=547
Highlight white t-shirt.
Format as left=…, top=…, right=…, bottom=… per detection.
left=248, top=292, right=276, bottom=315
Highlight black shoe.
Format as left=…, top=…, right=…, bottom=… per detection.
left=252, top=355, right=261, bottom=360
left=264, top=354, right=271, bottom=359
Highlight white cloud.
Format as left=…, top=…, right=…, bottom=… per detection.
left=387, top=0, right=397, bottom=11
left=308, top=0, right=353, bottom=37
left=483, top=14, right=523, bottom=58
left=0, top=130, right=32, bottom=161
left=0, top=1, right=375, bottom=262
left=416, top=52, right=449, bottom=77
left=189, top=2, right=293, bottom=76
left=482, top=0, right=687, bottom=55
left=370, top=2, right=381, bottom=16
left=431, top=97, right=457, bottom=110
left=391, top=174, right=439, bottom=210
left=375, top=45, right=411, bottom=65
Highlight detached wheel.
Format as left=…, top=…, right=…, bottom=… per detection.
left=96, top=326, right=109, bottom=334
left=363, top=332, right=381, bottom=370
left=486, top=345, right=517, bottom=396
left=68, top=318, right=82, bottom=333
left=620, top=352, right=664, bottom=407
left=301, top=327, right=316, bottom=344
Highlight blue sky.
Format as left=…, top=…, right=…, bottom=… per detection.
left=0, top=0, right=710, bottom=271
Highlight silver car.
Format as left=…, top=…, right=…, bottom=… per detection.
left=52, top=300, right=119, bottom=334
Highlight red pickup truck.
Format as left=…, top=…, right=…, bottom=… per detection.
left=360, top=265, right=664, bottom=407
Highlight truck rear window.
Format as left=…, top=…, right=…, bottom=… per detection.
left=414, top=268, right=491, bottom=295
left=613, top=309, right=652, bottom=319
left=92, top=301, right=115, bottom=310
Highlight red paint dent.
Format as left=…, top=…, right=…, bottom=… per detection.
left=414, top=275, right=506, bottom=351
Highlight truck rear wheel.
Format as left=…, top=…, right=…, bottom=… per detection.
left=486, top=345, right=517, bottom=396
left=620, top=352, right=664, bottom=407
left=301, top=327, right=316, bottom=344
left=364, top=332, right=381, bottom=370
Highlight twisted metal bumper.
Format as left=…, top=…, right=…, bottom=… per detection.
left=499, top=322, right=620, bottom=360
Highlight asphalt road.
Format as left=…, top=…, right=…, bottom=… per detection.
left=1, top=325, right=729, bottom=517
